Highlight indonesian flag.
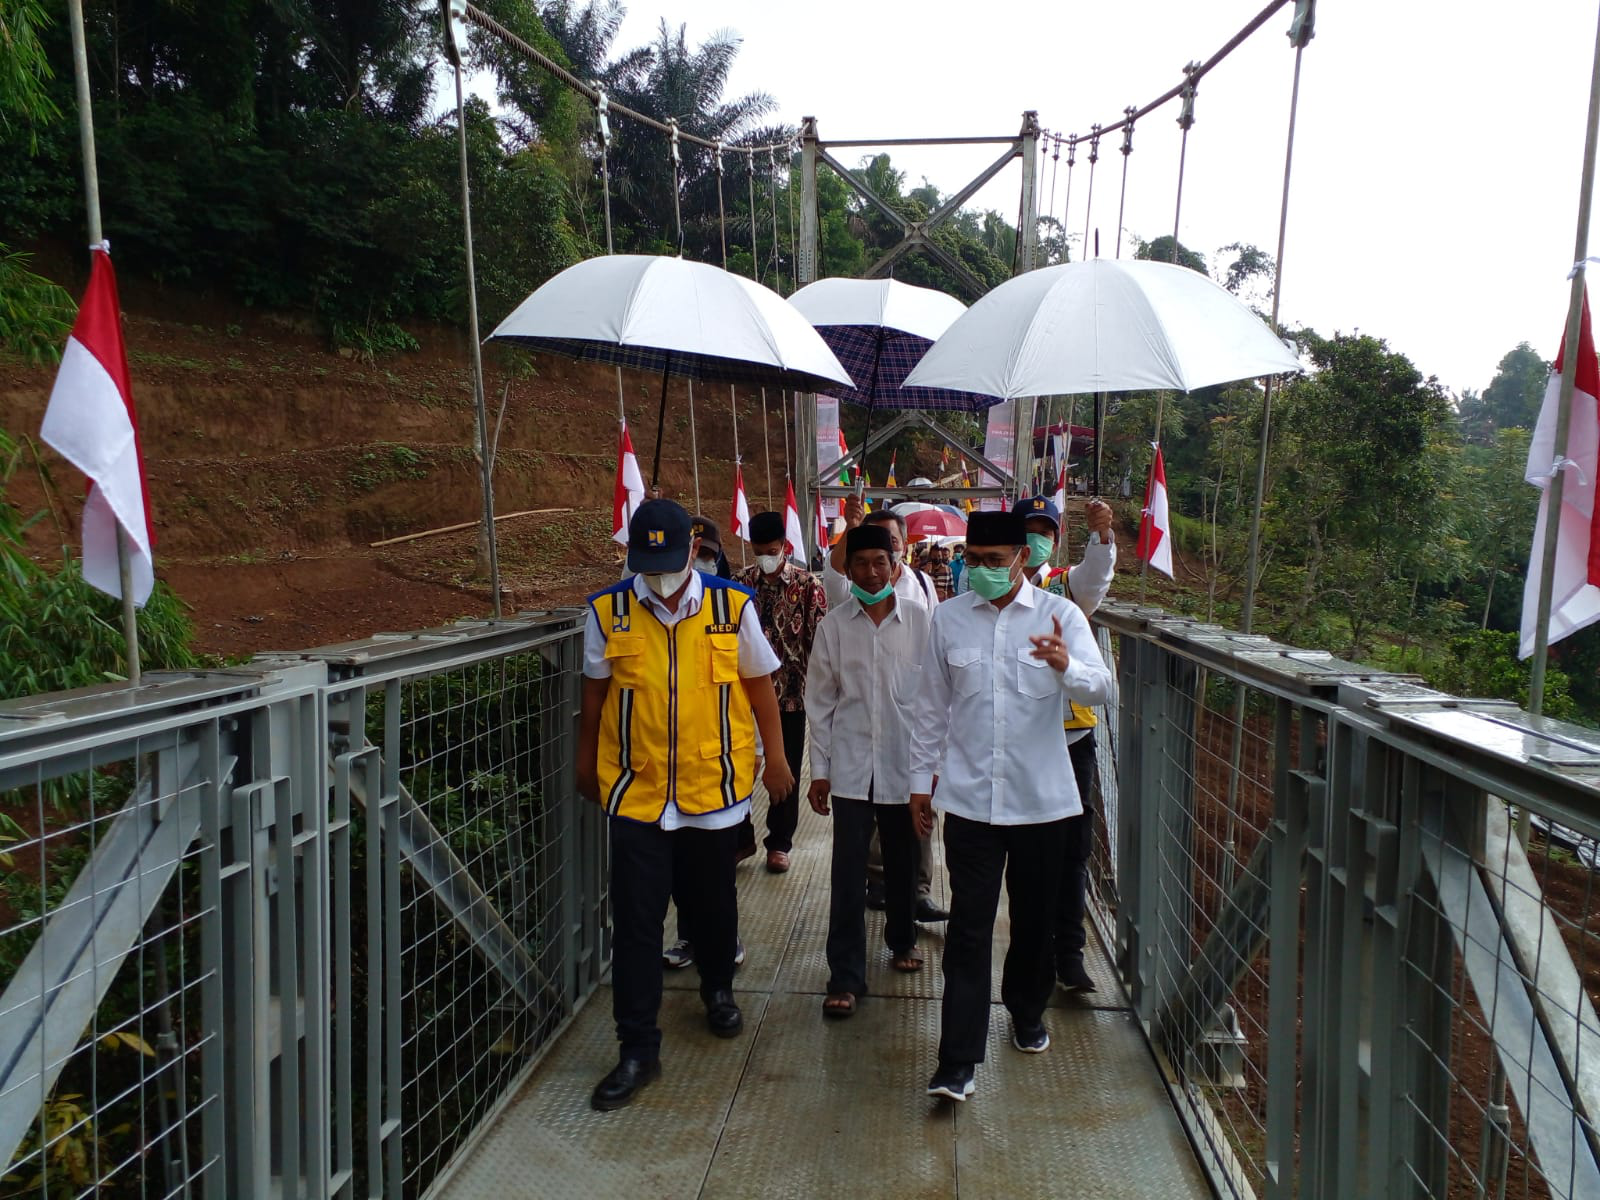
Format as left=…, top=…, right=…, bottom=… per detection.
left=817, top=498, right=830, bottom=549
left=611, top=422, right=645, bottom=545
left=783, top=477, right=806, bottom=559
left=1136, top=443, right=1173, bottom=578
left=1520, top=291, right=1600, bottom=657
left=40, top=246, right=155, bottom=605
left=731, top=462, right=752, bottom=542
left=1051, top=437, right=1068, bottom=512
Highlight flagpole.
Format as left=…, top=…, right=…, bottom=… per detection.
left=1138, top=392, right=1168, bottom=602
left=66, top=0, right=141, bottom=687
left=1531, top=3, right=1600, bottom=739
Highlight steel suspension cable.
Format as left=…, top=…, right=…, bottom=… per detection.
left=714, top=142, right=728, bottom=268
left=746, top=147, right=760, bottom=283
left=785, top=143, right=798, bottom=290
left=1045, top=133, right=1061, bottom=262
left=1060, top=137, right=1077, bottom=261
left=768, top=148, right=782, bottom=291
left=598, top=93, right=629, bottom=433
left=729, top=384, right=743, bottom=564
left=1114, top=108, right=1135, bottom=259
left=761, top=387, right=773, bottom=507
left=461, top=3, right=792, bottom=154
left=1081, top=125, right=1101, bottom=258
left=668, top=119, right=684, bottom=255
left=1171, top=64, right=1199, bottom=261
left=1241, top=4, right=1313, bottom=635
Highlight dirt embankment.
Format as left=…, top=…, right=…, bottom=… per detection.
left=2, top=278, right=793, bottom=658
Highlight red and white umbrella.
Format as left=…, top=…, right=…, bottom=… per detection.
left=902, top=509, right=967, bottom=540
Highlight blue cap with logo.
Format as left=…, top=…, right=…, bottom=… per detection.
left=627, top=498, right=693, bottom=574
left=1012, top=495, right=1060, bottom=531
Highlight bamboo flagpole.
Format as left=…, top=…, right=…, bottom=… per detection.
left=1530, top=6, right=1600, bottom=749
left=65, top=0, right=141, bottom=685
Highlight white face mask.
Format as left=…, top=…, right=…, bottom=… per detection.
left=756, top=553, right=784, bottom=575
left=644, top=564, right=693, bottom=597
left=695, top=555, right=719, bottom=572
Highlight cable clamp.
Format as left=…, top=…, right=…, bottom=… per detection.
left=1568, top=256, right=1600, bottom=279
left=595, top=90, right=610, bottom=146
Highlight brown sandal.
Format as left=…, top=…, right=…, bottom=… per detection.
left=822, top=992, right=857, bottom=1018
left=891, top=951, right=924, bottom=973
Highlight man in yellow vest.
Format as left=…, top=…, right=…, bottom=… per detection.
left=1013, top=495, right=1114, bottom=994
left=578, top=499, right=795, bottom=1111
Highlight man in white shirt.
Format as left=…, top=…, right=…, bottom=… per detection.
left=909, top=510, right=1113, bottom=1102
left=823, top=496, right=947, bottom=922
left=578, top=500, right=794, bottom=1111
left=822, top=495, right=939, bottom=612
left=806, top=524, right=933, bottom=1018
left=1014, top=495, right=1115, bottom=994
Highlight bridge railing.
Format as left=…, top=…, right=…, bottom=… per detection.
left=0, top=612, right=603, bottom=1199
left=1092, top=600, right=1600, bottom=1200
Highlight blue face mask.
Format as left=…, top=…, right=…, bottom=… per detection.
left=850, top=580, right=895, bottom=605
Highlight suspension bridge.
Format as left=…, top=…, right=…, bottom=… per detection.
left=10, top=1, right=1600, bottom=1198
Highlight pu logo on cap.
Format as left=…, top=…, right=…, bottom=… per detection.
left=648, top=529, right=666, bottom=546
left=1032, top=499, right=1045, bottom=510
left=692, top=521, right=706, bottom=536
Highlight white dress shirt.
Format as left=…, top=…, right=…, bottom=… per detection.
left=583, top=572, right=780, bottom=830
left=823, top=557, right=937, bottom=612
left=806, top=595, right=932, bottom=805
left=909, top=580, right=1112, bottom=825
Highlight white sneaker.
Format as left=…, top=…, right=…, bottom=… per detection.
left=662, top=939, right=694, bottom=970
left=734, top=936, right=746, bottom=967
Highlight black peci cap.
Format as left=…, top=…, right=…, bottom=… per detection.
left=629, top=499, right=694, bottom=573
left=845, top=524, right=895, bottom=559
left=965, top=510, right=1027, bottom=547
left=749, top=511, right=785, bottom=545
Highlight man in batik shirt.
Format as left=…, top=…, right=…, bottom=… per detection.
left=737, top=510, right=828, bottom=872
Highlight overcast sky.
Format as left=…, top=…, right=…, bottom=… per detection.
left=552, top=0, right=1599, bottom=398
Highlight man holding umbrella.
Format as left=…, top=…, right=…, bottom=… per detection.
left=909, top=510, right=1112, bottom=1101
left=578, top=499, right=795, bottom=1111
left=1014, top=494, right=1115, bottom=995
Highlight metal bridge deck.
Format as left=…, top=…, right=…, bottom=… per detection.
left=436, top=799, right=1209, bottom=1200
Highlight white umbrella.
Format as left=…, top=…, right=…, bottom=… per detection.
left=489, top=254, right=852, bottom=392
left=903, top=258, right=1301, bottom=396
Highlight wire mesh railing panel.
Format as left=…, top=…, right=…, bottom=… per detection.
left=362, top=637, right=582, bottom=1198
left=1095, top=598, right=1600, bottom=1200
left=0, top=727, right=223, bottom=1199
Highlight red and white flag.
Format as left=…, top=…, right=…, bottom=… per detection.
left=611, top=422, right=645, bottom=545
left=40, top=246, right=155, bottom=605
left=730, top=462, right=752, bottom=542
left=1521, top=291, right=1600, bottom=657
left=782, top=477, right=806, bottom=559
left=1051, top=433, right=1068, bottom=512
left=1136, top=443, right=1173, bottom=578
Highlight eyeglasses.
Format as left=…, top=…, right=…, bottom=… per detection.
left=965, top=549, right=1023, bottom=568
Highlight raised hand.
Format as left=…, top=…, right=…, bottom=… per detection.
left=1028, top=614, right=1071, bottom=673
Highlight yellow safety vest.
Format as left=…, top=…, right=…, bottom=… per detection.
left=589, top=578, right=758, bottom=824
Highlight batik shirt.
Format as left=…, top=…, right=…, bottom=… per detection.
left=735, top=562, right=828, bottom=712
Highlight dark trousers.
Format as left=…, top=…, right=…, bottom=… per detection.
left=736, top=708, right=806, bottom=854
left=610, top=817, right=739, bottom=1063
left=764, top=709, right=806, bottom=852
left=1055, top=732, right=1098, bottom=972
left=826, top=793, right=917, bottom=996
left=939, top=812, right=1070, bottom=1066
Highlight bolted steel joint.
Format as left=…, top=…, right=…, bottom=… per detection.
left=1121, top=107, right=1136, bottom=156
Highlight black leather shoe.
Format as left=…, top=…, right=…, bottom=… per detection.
left=1056, top=957, right=1097, bottom=993
left=915, top=897, right=950, bottom=923
left=703, top=989, right=744, bottom=1038
left=590, top=1058, right=661, bottom=1111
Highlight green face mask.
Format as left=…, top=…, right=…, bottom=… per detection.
left=850, top=580, right=895, bottom=605
left=968, top=562, right=1018, bottom=600
left=1026, top=532, right=1055, bottom=568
